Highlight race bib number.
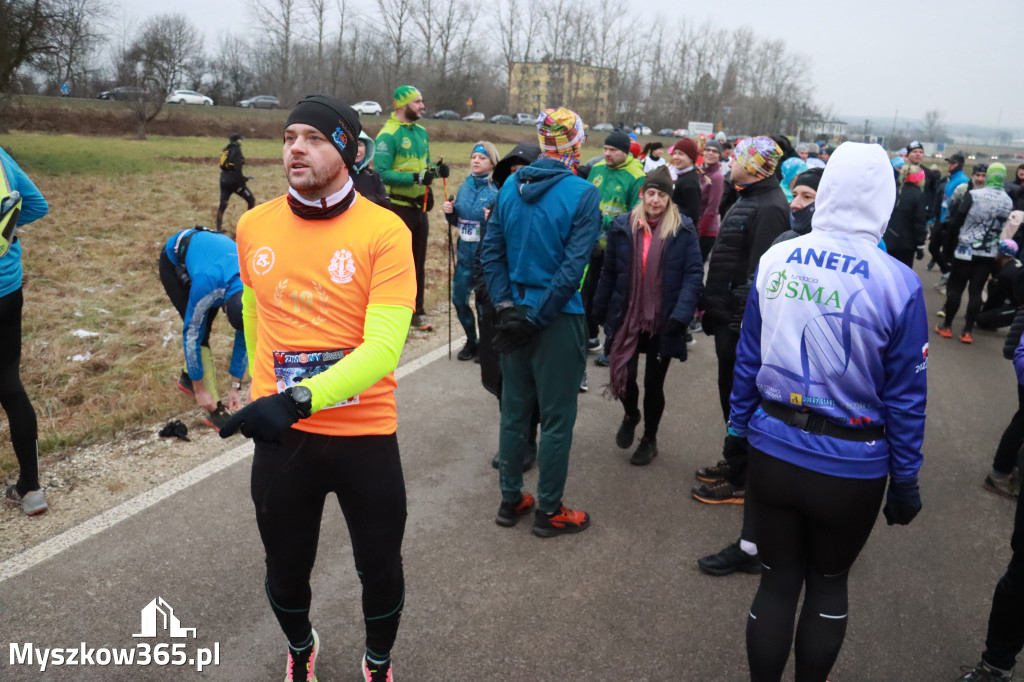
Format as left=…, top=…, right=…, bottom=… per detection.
left=954, top=244, right=973, bottom=261
left=272, top=348, right=358, bottom=409
left=458, top=218, right=481, bottom=242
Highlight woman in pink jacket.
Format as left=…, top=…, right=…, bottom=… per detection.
left=698, top=139, right=725, bottom=262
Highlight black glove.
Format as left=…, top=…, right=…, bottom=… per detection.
left=700, top=314, right=715, bottom=336
left=492, top=307, right=540, bottom=353
left=722, top=432, right=748, bottom=464
left=882, top=478, right=922, bottom=526
left=661, top=318, right=686, bottom=338
left=218, top=388, right=310, bottom=443
left=916, top=247, right=925, bottom=260
left=436, top=161, right=450, bottom=179
left=420, top=168, right=436, bottom=186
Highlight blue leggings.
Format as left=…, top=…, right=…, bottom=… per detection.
left=452, top=238, right=479, bottom=342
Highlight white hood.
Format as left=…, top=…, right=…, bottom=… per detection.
left=811, top=142, right=895, bottom=243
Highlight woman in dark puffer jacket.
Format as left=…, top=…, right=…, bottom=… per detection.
left=593, top=165, right=704, bottom=465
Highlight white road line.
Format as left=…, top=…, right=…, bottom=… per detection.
left=0, top=338, right=463, bottom=584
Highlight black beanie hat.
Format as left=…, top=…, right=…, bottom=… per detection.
left=493, top=142, right=541, bottom=188
left=642, top=165, right=674, bottom=195
left=605, top=131, right=631, bottom=155
left=286, top=95, right=362, bottom=170
left=229, top=133, right=242, bottom=143
left=793, top=167, right=824, bottom=192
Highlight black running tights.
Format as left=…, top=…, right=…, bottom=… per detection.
left=621, top=333, right=671, bottom=439
left=745, top=448, right=886, bottom=682
left=944, top=257, right=995, bottom=334
left=982, top=480, right=1024, bottom=671
left=0, top=288, right=39, bottom=494
left=251, top=429, right=407, bottom=660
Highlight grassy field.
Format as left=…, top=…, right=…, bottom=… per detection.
left=0, top=128, right=553, bottom=477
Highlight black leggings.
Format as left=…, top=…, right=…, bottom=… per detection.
left=699, top=236, right=717, bottom=264
left=621, top=332, right=671, bottom=439
left=993, top=384, right=1024, bottom=476
left=251, top=429, right=407, bottom=659
left=158, top=250, right=215, bottom=349
left=944, top=257, right=995, bottom=333
left=982, top=474, right=1024, bottom=670
left=218, top=179, right=255, bottom=212
left=746, top=448, right=886, bottom=682
left=0, top=288, right=39, bottom=494
left=391, top=204, right=429, bottom=314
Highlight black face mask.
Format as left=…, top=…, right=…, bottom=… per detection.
left=790, top=202, right=815, bottom=235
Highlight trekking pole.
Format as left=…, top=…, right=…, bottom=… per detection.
left=447, top=210, right=453, bottom=359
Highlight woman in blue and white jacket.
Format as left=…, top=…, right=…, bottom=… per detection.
left=729, top=142, right=928, bottom=681
left=443, top=141, right=499, bottom=361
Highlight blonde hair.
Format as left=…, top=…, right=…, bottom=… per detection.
left=630, top=190, right=682, bottom=239
left=472, top=140, right=500, bottom=169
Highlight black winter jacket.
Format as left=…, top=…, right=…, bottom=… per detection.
left=672, top=169, right=702, bottom=225
left=592, top=212, right=704, bottom=361
left=884, top=183, right=927, bottom=253
left=352, top=168, right=392, bottom=210
left=702, top=175, right=790, bottom=332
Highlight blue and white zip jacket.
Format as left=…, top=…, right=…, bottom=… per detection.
left=163, top=229, right=246, bottom=381
left=452, top=172, right=498, bottom=244
left=729, top=142, right=927, bottom=482
left=0, top=147, right=49, bottom=298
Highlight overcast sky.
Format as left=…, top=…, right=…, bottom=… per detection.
left=113, top=0, right=1023, bottom=130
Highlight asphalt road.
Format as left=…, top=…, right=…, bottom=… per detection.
left=0, top=268, right=1019, bottom=682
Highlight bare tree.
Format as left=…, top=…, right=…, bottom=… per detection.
left=0, top=0, right=57, bottom=105
left=924, top=109, right=945, bottom=142
left=253, top=0, right=302, bottom=103
left=375, top=0, right=414, bottom=86
left=35, top=0, right=108, bottom=96
left=209, top=33, right=257, bottom=105
left=306, top=0, right=330, bottom=91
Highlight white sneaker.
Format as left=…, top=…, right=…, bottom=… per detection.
left=4, top=485, right=48, bottom=516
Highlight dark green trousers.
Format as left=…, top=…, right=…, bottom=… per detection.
left=498, top=312, right=586, bottom=512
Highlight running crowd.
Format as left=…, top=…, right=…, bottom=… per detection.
left=3, top=83, right=1024, bottom=682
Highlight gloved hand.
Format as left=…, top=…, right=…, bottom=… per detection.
left=436, top=161, right=450, bottom=179
left=701, top=314, right=715, bottom=336
left=218, top=388, right=311, bottom=443
left=882, top=478, right=922, bottom=526
left=492, top=307, right=540, bottom=353
left=916, top=248, right=925, bottom=260
left=722, top=432, right=748, bottom=463
left=661, top=318, right=686, bottom=338
left=420, top=168, right=436, bottom=186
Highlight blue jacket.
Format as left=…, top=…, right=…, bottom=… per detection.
left=163, top=229, right=246, bottom=380
left=0, top=147, right=49, bottom=298
left=480, top=158, right=601, bottom=328
left=452, top=173, right=498, bottom=244
left=941, top=169, right=968, bottom=222
left=729, top=142, right=927, bottom=482
left=592, top=212, right=704, bottom=360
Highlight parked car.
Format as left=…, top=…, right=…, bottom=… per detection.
left=432, top=109, right=460, bottom=120
left=514, top=113, right=535, bottom=125
left=592, top=123, right=614, bottom=132
left=673, top=128, right=689, bottom=137
left=165, top=89, right=213, bottom=106
left=97, top=86, right=148, bottom=101
left=634, top=125, right=652, bottom=136
left=656, top=128, right=675, bottom=137
left=490, top=114, right=514, bottom=125
left=463, top=112, right=485, bottom=122
left=237, top=95, right=280, bottom=109
left=352, top=100, right=382, bottom=115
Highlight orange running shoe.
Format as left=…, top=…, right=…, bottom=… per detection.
left=532, top=504, right=591, bottom=538
left=935, top=325, right=953, bottom=338
left=960, top=332, right=973, bottom=344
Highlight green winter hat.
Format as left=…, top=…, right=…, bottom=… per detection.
left=987, top=162, right=1007, bottom=189
left=394, top=85, right=421, bottom=109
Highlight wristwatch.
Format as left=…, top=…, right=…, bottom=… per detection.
left=286, top=385, right=313, bottom=419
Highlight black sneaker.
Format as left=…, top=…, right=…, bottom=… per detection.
left=579, top=373, right=589, bottom=393
left=630, top=437, right=658, bottom=466
left=594, top=353, right=610, bottom=367
left=176, top=371, right=194, bottom=397
left=695, top=459, right=733, bottom=483
left=616, top=414, right=640, bottom=449
left=959, top=661, right=1014, bottom=681
left=496, top=492, right=536, bottom=527
left=697, top=541, right=761, bottom=576
left=532, top=504, right=590, bottom=538
left=204, top=402, right=232, bottom=432
left=692, top=479, right=745, bottom=505
left=586, top=337, right=601, bottom=352
left=457, top=341, right=478, bottom=361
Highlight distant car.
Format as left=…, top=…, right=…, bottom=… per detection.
left=463, top=112, right=485, bottom=122
left=592, top=123, right=614, bottom=132
left=656, top=128, right=675, bottom=137
left=514, top=113, right=535, bottom=125
left=165, top=89, right=213, bottom=106
left=673, top=128, right=688, bottom=137
left=97, top=86, right=148, bottom=101
left=490, top=114, right=514, bottom=125
left=237, top=95, right=280, bottom=109
left=352, top=100, right=382, bottom=115
left=635, top=125, right=652, bottom=135
left=432, top=109, right=460, bottom=120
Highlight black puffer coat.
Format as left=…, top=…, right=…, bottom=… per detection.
left=592, top=212, right=704, bottom=360
left=883, top=182, right=927, bottom=253
left=702, top=175, right=790, bottom=332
